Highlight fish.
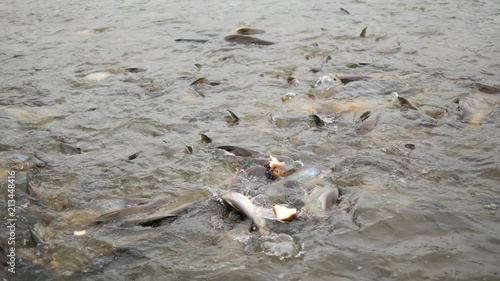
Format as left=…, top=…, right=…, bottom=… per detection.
left=236, top=27, right=265, bottom=35
left=190, top=87, right=205, bottom=98
left=217, top=146, right=262, bottom=158
left=311, top=55, right=332, bottom=73
left=356, top=111, right=381, bottom=135
left=29, top=223, right=47, bottom=245
left=224, top=35, right=275, bottom=46
left=264, top=155, right=302, bottom=180
left=119, top=202, right=194, bottom=227
left=221, top=191, right=268, bottom=235
left=359, top=111, right=371, bottom=122
left=225, top=109, right=240, bottom=124
left=395, top=96, right=438, bottom=124
left=90, top=196, right=150, bottom=207
left=308, top=186, right=340, bottom=210
left=94, top=198, right=169, bottom=223
left=27, top=175, right=43, bottom=202
left=396, top=97, right=419, bottom=110
left=287, top=77, right=297, bottom=85
left=360, top=27, right=368, bottom=38
left=322, top=76, right=345, bottom=98
left=474, top=82, right=500, bottom=94
left=175, top=39, right=209, bottom=43
left=200, top=134, right=212, bottom=144
left=346, top=62, right=371, bottom=68
left=284, top=166, right=321, bottom=182
left=59, top=142, right=82, bottom=155
left=184, top=145, right=193, bottom=154
left=283, top=181, right=308, bottom=207
left=315, top=187, right=340, bottom=210
left=190, top=77, right=207, bottom=86
left=76, top=27, right=108, bottom=35
left=336, top=75, right=371, bottom=84
left=128, top=151, right=140, bottom=160
left=309, top=114, right=325, bottom=127
left=457, top=97, right=483, bottom=125
left=125, top=67, right=146, bottom=73
left=217, top=147, right=295, bottom=172
left=245, top=166, right=268, bottom=179
left=340, top=8, right=350, bottom=15
left=207, top=81, right=222, bottom=86
left=346, top=62, right=359, bottom=68
left=405, top=144, right=416, bottom=150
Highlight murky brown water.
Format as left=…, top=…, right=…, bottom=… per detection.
left=1, top=0, right=500, bottom=280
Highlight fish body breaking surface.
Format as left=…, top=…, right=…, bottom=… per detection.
left=221, top=191, right=268, bottom=235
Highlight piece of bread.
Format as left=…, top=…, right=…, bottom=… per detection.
left=273, top=205, right=297, bottom=221
left=269, top=155, right=286, bottom=170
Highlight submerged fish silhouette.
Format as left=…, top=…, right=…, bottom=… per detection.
left=224, top=35, right=275, bottom=46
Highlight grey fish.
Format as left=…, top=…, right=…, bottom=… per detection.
left=190, top=87, right=205, bottom=98
left=200, top=134, right=212, bottom=143
left=457, top=97, right=477, bottom=123
left=217, top=146, right=295, bottom=172
left=340, top=8, right=350, bottom=15
left=175, top=39, right=209, bottom=43
left=190, top=77, right=207, bottom=86
left=405, top=144, right=416, bottom=150
left=310, top=186, right=340, bottom=210
left=125, top=67, right=146, bottom=73
left=396, top=97, right=438, bottom=124
left=27, top=175, right=43, bottom=202
left=356, top=111, right=381, bottom=135
left=29, top=223, right=47, bottom=245
left=245, top=166, right=268, bottom=179
left=287, top=76, right=298, bottom=85
left=224, top=35, right=275, bottom=46
left=236, top=27, right=265, bottom=35
left=128, top=151, right=140, bottom=160
left=94, top=198, right=169, bottom=223
left=221, top=191, right=268, bottom=234
left=309, top=114, right=325, bottom=127
left=119, top=202, right=194, bottom=227
left=91, top=196, right=150, bottom=207
left=285, top=166, right=321, bottom=182
left=225, top=109, right=240, bottom=125
left=217, top=146, right=262, bottom=158
left=311, top=55, right=332, bottom=73
left=336, top=75, right=371, bottom=84
left=474, top=82, right=500, bottom=94
left=184, top=145, right=193, bottom=154
left=397, top=97, right=418, bottom=110
left=284, top=180, right=308, bottom=208
left=359, top=111, right=371, bottom=122
left=360, top=27, right=368, bottom=38
left=60, top=142, right=82, bottom=155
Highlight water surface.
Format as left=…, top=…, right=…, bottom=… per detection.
left=1, top=0, right=499, bottom=280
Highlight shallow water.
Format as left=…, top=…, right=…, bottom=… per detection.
left=1, top=0, right=500, bottom=280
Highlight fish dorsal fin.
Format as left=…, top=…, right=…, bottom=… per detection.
left=94, top=210, right=121, bottom=223
left=334, top=75, right=343, bottom=85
